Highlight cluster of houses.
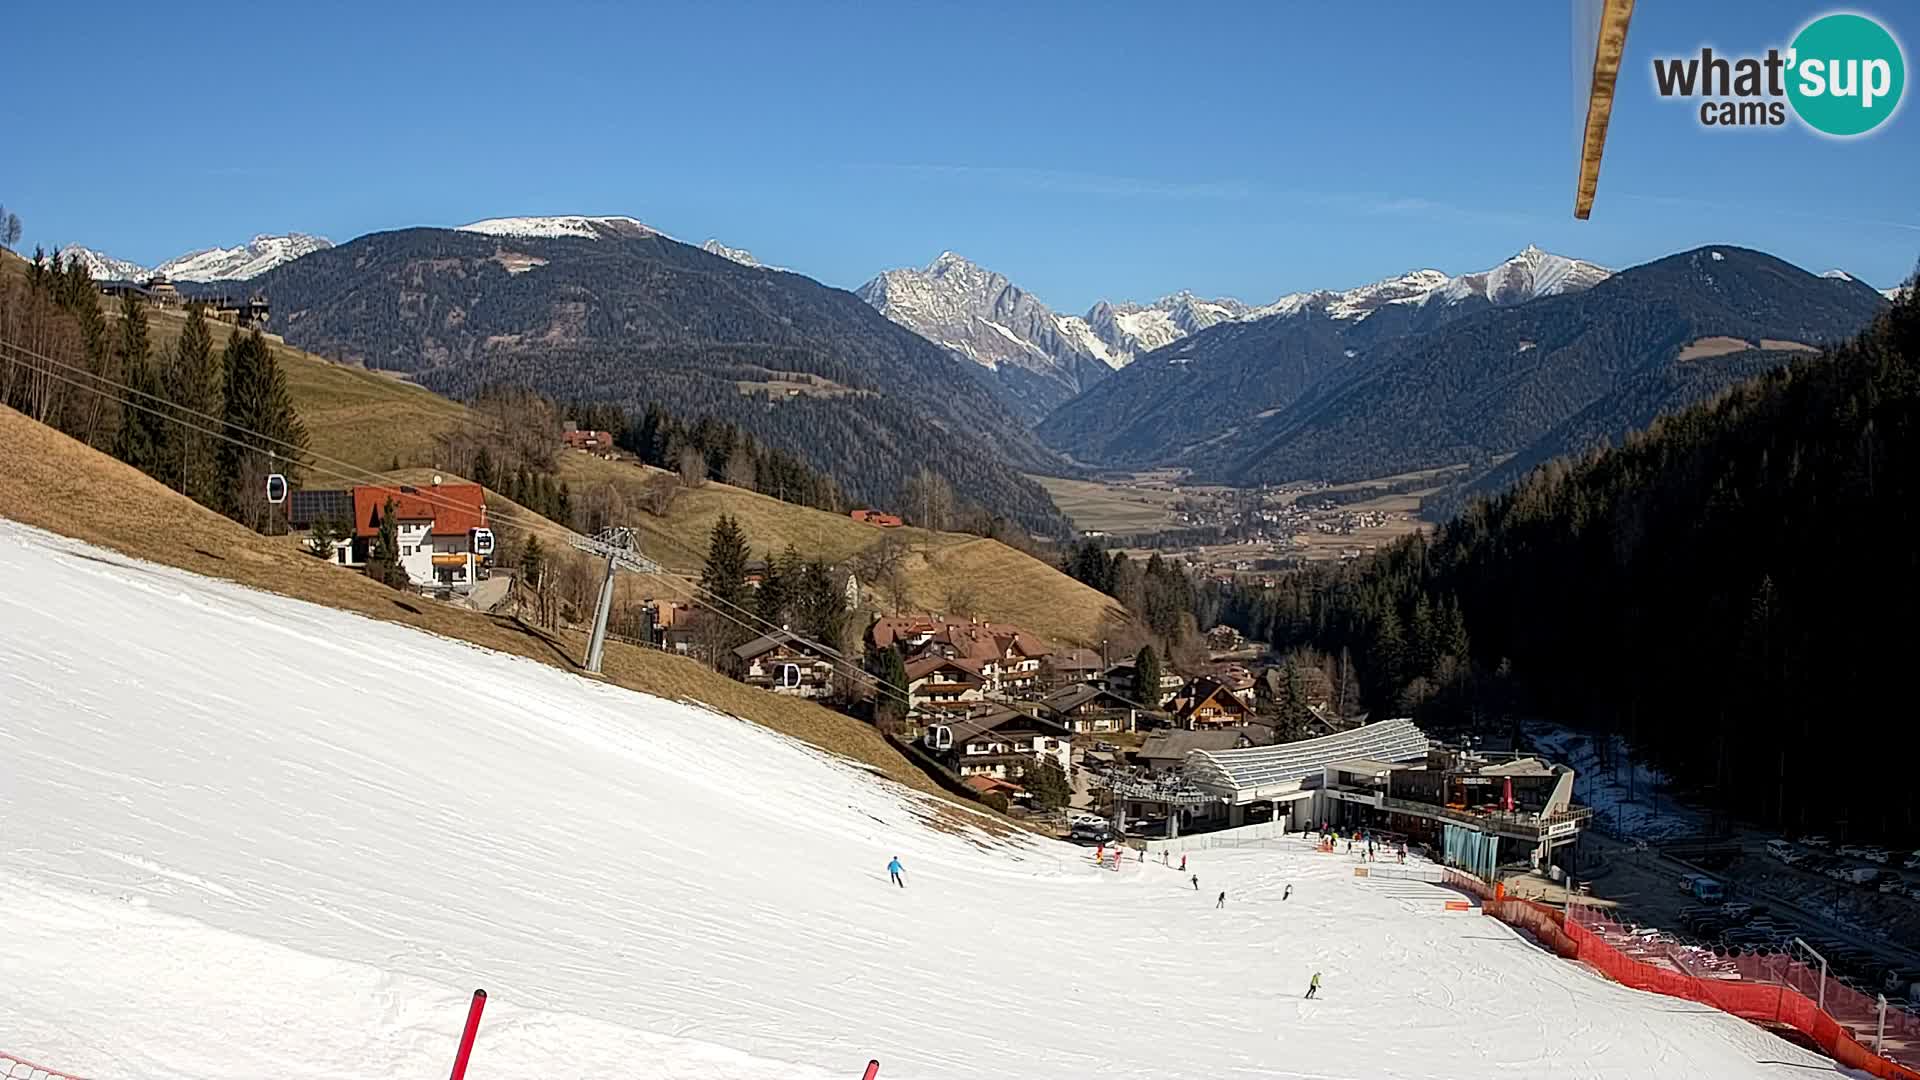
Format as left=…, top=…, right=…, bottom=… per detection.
left=96, top=273, right=272, bottom=330
left=287, top=479, right=492, bottom=592
left=560, top=422, right=616, bottom=458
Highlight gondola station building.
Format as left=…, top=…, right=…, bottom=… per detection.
left=1174, top=720, right=1591, bottom=876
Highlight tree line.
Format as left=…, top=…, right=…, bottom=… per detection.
left=1, top=249, right=307, bottom=532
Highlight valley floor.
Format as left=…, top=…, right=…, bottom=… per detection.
left=0, top=518, right=1850, bottom=1080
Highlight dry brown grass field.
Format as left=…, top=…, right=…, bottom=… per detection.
left=0, top=404, right=954, bottom=799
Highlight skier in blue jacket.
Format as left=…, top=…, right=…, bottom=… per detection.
left=887, top=856, right=905, bottom=888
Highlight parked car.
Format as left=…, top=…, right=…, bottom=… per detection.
left=1837, top=844, right=1869, bottom=858
left=1766, top=839, right=1797, bottom=861
left=1721, top=902, right=1754, bottom=921
left=1902, top=852, right=1920, bottom=871
left=1864, top=848, right=1891, bottom=864
left=1803, top=835, right=1833, bottom=850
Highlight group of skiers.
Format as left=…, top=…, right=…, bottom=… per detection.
left=885, top=843, right=1326, bottom=999
left=1309, top=822, right=1408, bottom=864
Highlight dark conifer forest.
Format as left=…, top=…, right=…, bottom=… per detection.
left=1206, top=275, right=1920, bottom=840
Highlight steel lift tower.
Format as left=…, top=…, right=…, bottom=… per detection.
left=569, top=526, right=661, bottom=675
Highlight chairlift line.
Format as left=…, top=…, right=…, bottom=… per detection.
left=0, top=336, right=921, bottom=706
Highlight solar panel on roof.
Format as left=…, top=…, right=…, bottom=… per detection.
left=1185, top=719, right=1429, bottom=792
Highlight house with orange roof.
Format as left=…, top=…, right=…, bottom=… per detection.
left=346, top=480, right=491, bottom=590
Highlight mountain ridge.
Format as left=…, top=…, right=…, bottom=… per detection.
left=57, top=233, right=332, bottom=283
left=247, top=226, right=1074, bottom=535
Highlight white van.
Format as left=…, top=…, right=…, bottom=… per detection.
left=1766, top=839, right=1796, bottom=861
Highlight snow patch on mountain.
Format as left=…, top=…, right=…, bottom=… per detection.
left=56, top=245, right=150, bottom=283
left=457, top=215, right=656, bottom=240
left=158, top=234, right=332, bottom=282
left=57, top=234, right=332, bottom=283
left=700, top=239, right=772, bottom=269
left=1821, top=269, right=1855, bottom=282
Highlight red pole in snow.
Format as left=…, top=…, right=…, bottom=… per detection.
left=862, top=1060, right=880, bottom=1080
left=449, top=989, right=487, bottom=1080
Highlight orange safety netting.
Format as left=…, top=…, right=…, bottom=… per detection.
left=1441, top=866, right=1920, bottom=1080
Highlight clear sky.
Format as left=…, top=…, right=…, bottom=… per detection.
left=5, top=0, right=1915, bottom=309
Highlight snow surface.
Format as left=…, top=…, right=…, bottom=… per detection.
left=1526, top=724, right=1705, bottom=843
left=0, top=518, right=1838, bottom=1080
left=456, top=215, right=655, bottom=240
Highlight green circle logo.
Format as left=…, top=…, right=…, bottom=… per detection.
left=1787, top=13, right=1906, bottom=136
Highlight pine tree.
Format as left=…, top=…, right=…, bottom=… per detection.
left=1369, top=609, right=1406, bottom=709
left=756, top=547, right=790, bottom=627
left=365, top=498, right=407, bottom=588
left=1274, top=656, right=1312, bottom=742
left=161, top=303, right=221, bottom=504
left=796, top=559, right=848, bottom=650
left=215, top=329, right=308, bottom=529
left=306, top=516, right=343, bottom=560
left=112, top=291, right=164, bottom=474
left=1134, top=645, right=1163, bottom=707
left=874, top=644, right=910, bottom=731
left=1022, top=757, right=1073, bottom=811
left=471, top=445, right=496, bottom=490
left=700, top=514, right=751, bottom=613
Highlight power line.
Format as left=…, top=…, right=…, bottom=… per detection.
left=0, top=336, right=918, bottom=708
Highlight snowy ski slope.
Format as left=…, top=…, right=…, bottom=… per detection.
left=0, top=519, right=1843, bottom=1080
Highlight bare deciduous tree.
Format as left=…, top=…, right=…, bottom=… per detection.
left=678, top=446, right=707, bottom=487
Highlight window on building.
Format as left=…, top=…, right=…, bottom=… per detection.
left=402, top=545, right=415, bottom=556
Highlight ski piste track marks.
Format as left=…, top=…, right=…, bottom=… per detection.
left=0, top=518, right=1847, bottom=1079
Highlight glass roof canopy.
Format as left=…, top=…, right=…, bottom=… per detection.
left=1184, top=719, right=1430, bottom=794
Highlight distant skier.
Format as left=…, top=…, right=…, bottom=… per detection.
left=1180, top=854, right=1188, bottom=872
left=1217, top=890, right=1227, bottom=909
left=887, top=856, right=905, bottom=888
left=1191, top=873, right=1200, bottom=891
left=1305, top=971, right=1321, bottom=999
left=1283, top=884, right=1292, bottom=901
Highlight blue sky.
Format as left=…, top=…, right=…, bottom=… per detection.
left=5, top=0, right=1915, bottom=309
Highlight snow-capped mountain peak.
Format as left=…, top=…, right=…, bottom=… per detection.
left=1431, top=246, right=1611, bottom=306
left=157, top=234, right=333, bottom=282
left=456, top=215, right=656, bottom=240
left=56, top=233, right=332, bottom=283
left=700, top=239, right=767, bottom=268
left=56, top=245, right=151, bottom=283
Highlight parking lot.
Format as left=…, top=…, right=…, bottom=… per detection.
left=1580, top=829, right=1920, bottom=1011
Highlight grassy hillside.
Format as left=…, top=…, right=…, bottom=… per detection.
left=0, top=403, right=956, bottom=802
left=4, top=245, right=1121, bottom=645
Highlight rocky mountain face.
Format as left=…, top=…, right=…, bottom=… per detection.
left=57, top=234, right=332, bottom=283
left=856, top=253, right=1119, bottom=421
left=864, top=246, right=1616, bottom=424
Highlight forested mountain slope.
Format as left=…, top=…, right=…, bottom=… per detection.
left=1222, top=247, right=1888, bottom=486
left=248, top=223, right=1071, bottom=535
left=1217, top=275, right=1920, bottom=838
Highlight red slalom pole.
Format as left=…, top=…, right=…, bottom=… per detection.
left=861, top=1060, right=880, bottom=1080
left=449, top=988, right=487, bottom=1080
